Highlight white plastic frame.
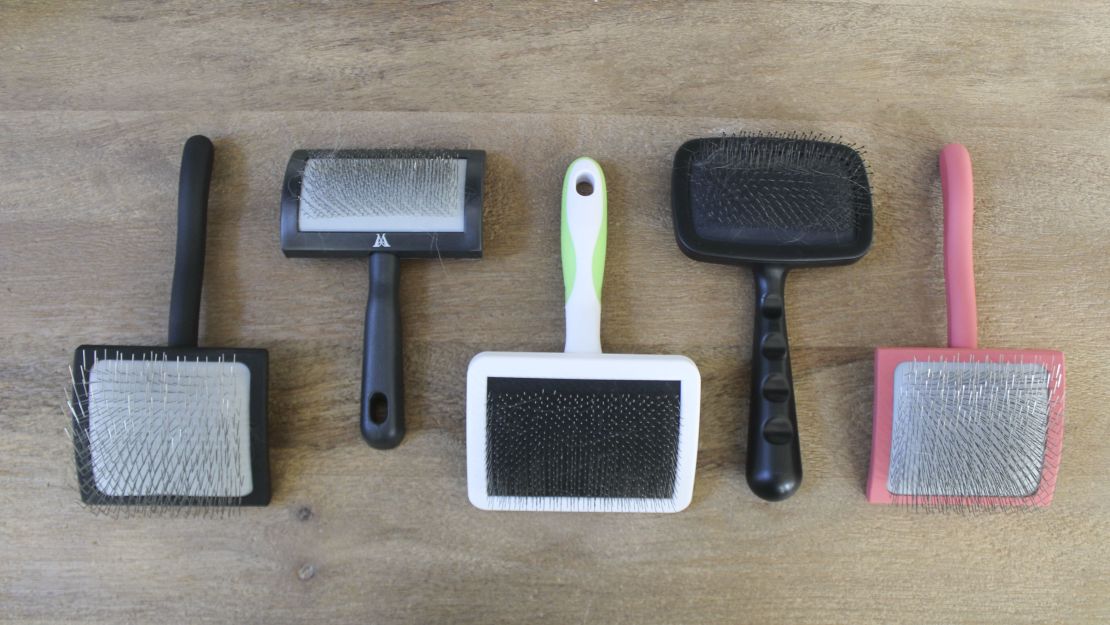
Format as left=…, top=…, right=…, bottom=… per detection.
left=466, top=351, right=701, bottom=513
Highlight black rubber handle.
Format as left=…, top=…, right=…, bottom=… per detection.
left=168, top=135, right=214, bottom=348
left=746, top=264, right=803, bottom=501
left=360, top=252, right=405, bottom=449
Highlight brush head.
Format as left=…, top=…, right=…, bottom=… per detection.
left=869, top=348, right=1066, bottom=507
left=466, top=352, right=701, bottom=512
left=300, top=157, right=467, bottom=232
left=68, top=346, right=270, bottom=510
left=672, top=135, right=873, bottom=266
left=280, top=149, right=484, bottom=258
left=485, top=377, right=681, bottom=499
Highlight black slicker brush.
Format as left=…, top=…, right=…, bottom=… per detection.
left=672, top=135, right=874, bottom=501
left=67, top=136, right=271, bottom=511
left=281, top=149, right=485, bottom=449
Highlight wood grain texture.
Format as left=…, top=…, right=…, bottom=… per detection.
left=1, top=2, right=1108, bottom=625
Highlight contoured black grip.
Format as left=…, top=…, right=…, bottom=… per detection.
left=361, top=252, right=405, bottom=449
left=168, top=135, right=214, bottom=348
left=746, top=264, right=803, bottom=501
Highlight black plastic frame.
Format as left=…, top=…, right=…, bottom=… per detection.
left=70, top=345, right=271, bottom=507
left=670, top=135, right=875, bottom=502
left=280, top=149, right=486, bottom=258
left=671, top=137, right=873, bottom=266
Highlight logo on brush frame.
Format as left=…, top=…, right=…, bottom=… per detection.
left=372, top=233, right=391, bottom=248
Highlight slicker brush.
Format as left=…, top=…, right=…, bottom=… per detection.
left=868, top=144, right=1066, bottom=507
left=281, top=149, right=485, bottom=449
left=467, top=158, right=701, bottom=513
left=67, top=136, right=271, bottom=511
left=672, top=134, right=874, bottom=501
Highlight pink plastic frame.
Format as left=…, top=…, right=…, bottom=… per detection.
left=868, top=347, right=1066, bottom=506
left=867, top=144, right=1067, bottom=506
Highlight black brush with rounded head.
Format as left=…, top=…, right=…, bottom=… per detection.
left=672, top=135, right=873, bottom=501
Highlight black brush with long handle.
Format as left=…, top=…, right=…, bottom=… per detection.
left=672, top=135, right=873, bottom=501
left=68, top=136, right=270, bottom=510
left=281, top=150, right=485, bottom=449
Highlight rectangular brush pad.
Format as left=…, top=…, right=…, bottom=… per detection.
left=70, top=345, right=270, bottom=506
left=672, top=136, right=873, bottom=266
left=281, top=149, right=485, bottom=258
left=485, top=377, right=682, bottom=499
left=467, top=352, right=701, bottom=512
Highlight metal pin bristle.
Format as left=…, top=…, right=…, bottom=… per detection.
left=298, top=156, right=466, bottom=221
left=887, top=355, right=1064, bottom=511
left=685, top=134, right=872, bottom=248
left=65, top=349, right=252, bottom=515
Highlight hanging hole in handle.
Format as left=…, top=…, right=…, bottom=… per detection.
left=369, top=393, right=388, bottom=425
left=575, top=174, right=594, bottom=197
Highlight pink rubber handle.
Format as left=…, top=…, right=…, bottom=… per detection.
left=940, top=143, right=978, bottom=349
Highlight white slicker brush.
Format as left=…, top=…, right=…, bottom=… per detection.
left=467, top=158, right=701, bottom=513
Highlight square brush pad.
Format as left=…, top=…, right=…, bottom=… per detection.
left=70, top=346, right=270, bottom=506
left=869, top=347, right=1065, bottom=506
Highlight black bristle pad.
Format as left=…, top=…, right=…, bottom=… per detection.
left=485, top=378, right=682, bottom=499
left=687, top=136, right=871, bottom=249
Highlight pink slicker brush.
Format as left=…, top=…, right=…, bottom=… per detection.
left=867, top=144, right=1066, bottom=507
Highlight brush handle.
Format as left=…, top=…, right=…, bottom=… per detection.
left=168, top=135, right=214, bottom=348
left=747, top=264, right=802, bottom=501
left=940, top=143, right=978, bottom=349
left=561, top=157, right=607, bottom=354
left=360, top=253, right=405, bottom=449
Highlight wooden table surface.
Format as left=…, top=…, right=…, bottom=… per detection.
left=2, top=3, right=1108, bottom=624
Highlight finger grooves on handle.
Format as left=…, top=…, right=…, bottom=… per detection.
left=747, top=265, right=802, bottom=501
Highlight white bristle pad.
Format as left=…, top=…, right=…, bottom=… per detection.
left=298, top=157, right=467, bottom=233
left=83, top=358, right=252, bottom=498
left=889, top=360, right=1053, bottom=498
left=466, top=352, right=701, bottom=513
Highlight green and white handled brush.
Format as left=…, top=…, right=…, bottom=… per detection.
left=466, top=157, right=701, bottom=513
